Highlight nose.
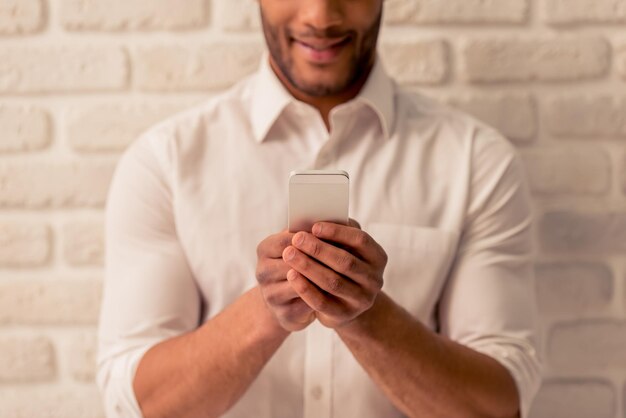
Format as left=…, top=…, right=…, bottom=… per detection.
left=299, top=0, right=344, bottom=32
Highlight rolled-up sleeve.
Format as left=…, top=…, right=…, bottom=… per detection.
left=97, top=132, right=201, bottom=418
left=438, top=129, right=542, bottom=418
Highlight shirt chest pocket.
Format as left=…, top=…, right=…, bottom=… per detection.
left=367, top=222, right=459, bottom=329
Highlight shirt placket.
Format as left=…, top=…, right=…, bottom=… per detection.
left=304, top=320, right=334, bottom=418
left=313, top=109, right=351, bottom=169
left=303, top=110, right=355, bottom=418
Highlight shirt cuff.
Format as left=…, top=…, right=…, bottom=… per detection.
left=471, top=340, right=542, bottom=418
left=97, top=344, right=156, bottom=418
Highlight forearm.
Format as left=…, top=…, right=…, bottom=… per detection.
left=133, top=286, right=289, bottom=418
left=336, top=292, right=520, bottom=418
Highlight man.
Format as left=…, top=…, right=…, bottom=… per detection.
left=97, top=0, right=541, bottom=417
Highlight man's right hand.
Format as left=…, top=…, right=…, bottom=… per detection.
left=256, top=229, right=316, bottom=332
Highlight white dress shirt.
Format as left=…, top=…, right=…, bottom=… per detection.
left=97, top=51, right=542, bottom=418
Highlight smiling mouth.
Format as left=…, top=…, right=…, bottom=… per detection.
left=291, top=36, right=352, bottom=51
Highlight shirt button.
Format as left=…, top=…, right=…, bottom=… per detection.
left=311, top=385, right=323, bottom=400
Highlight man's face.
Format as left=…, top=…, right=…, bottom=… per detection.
left=259, top=0, right=383, bottom=98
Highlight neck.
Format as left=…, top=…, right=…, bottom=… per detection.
left=269, top=57, right=374, bottom=132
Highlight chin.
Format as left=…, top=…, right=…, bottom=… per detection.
left=295, top=76, right=350, bottom=97
left=292, top=62, right=351, bottom=95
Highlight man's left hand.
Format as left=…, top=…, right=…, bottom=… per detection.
left=282, top=219, right=387, bottom=329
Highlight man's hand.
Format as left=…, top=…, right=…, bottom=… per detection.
left=282, top=220, right=387, bottom=329
left=256, top=230, right=316, bottom=332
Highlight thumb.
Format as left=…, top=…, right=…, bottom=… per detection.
left=348, top=218, right=362, bottom=229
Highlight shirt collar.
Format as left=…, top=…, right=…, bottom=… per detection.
left=250, top=52, right=294, bottom=143
left=250, top=51, right=396, bottom=143
left=353, top=54, right=396, bottom=141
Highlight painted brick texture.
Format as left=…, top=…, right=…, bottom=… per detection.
left=0, top=46, right=128, bottom=93
left=0, top=106, right=50, bottom=152
left=463, top=37, right=610, bottom=83
left=384, top=0, right=529, bottom=24
left=59, top=0, right=209, bottom=31
left=543, top=0, right=626, bottom=24
left=1, top=1, right=624, bottom=417
left=0, top=0, right=43, bottom=34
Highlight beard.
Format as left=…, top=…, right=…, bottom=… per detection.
left=259, top=7, right=382, bottom=97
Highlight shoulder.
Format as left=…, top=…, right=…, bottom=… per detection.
left=123, top=74, right=256, bottom=164
left=146, top=75, right=253, bottom=141
left=396, top=86, right=518, bottom=164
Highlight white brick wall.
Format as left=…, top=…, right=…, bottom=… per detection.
left=0, top=46, right=129, bottom=93
left=0, top=0, right=43, bottom=34
left=59, top=0, right=209, bottom=31
left=0, top=0, right=624, bottom=416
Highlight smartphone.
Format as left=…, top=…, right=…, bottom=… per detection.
left=288, top=170, right=350, bottom=233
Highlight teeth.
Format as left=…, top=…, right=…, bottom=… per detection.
left=302, top=42, right=329, bottom=51
left=297, top=38, right=347, bottom=51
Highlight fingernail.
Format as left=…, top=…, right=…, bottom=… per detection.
left=284, top=246, right=295, bottom=261
left=287, top=269, right=297, bottom=281
left=312, top=224, right=322, bottom=235
left=293, top=232, right=304, bottom=246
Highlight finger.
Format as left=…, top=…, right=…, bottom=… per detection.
left=262, top=280, right=301, bottom=306
left=283, top=246, right=364, bottom=302
left=257, top=230, right=295, bottom=258
left=256, top=258, right=290, bottom=285
left=277, top=298, right=315, bottom=324
left=286, top=269, right=344, bottom=316
left=348, top=218, right=361, bottom=229
left=311, top=222, right=382, bottom=263
left=291, top=232, right=371, bottom=289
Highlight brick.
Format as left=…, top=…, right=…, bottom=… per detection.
left=543, top=0, right=626, bottom=24
left=0, top=222, right=51, bottom=267
left=63, top=220, right=104, bottom=266
left=447, top=93, right=536, bottom=142
left=544, top=95, right=626, bottom=138
left=60, top=0, right=208, bottom=31
left=0, top=106, right=50, bottom=152
left=0, top=46, right=127, bottom=94
left=540, top=212, right=626, bottom=254
left=520, top=147, right=611, bottom=195
left=463, top=37, right=610, bottom=83
left=529, top=379, right=615, bottom=418
left=384, top=0, right=528, bottom=24
left=213, top=0, right=259, bottom=31
left=535, top=262, right=613, bottom=316
left=0, top=386, right=104, bottom=418
left=0, top=161, right=115, bottom=208
left=133, top=43, right=262, bottom=92
left=380, top=39, right=448, bottom=85
left=548, top=320, right=626, bottom=371
left=63, top=331, right=97, bottom=382
left=66, top=102, right=193, bottom=153
left=0, top=279, right=102, bottom=325
left=0, top=0, right=43, bottom=34
left=0, top=335, right=55, bottom=382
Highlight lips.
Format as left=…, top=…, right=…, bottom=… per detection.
left=291, top=35, right=352, bottom=64
left=293, top=35, right=351, bottom=51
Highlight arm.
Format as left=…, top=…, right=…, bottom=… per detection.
left=133, top=286, right=289, bottom=418
left=284, top=223, right=520, bottom=418
left=335, top=292, right=520, bottom=418
left=135, top=225, right=320, bottom=418
left=98, top=133, right=314, bottom=418
left=283, top=134, right=540, bottom=418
